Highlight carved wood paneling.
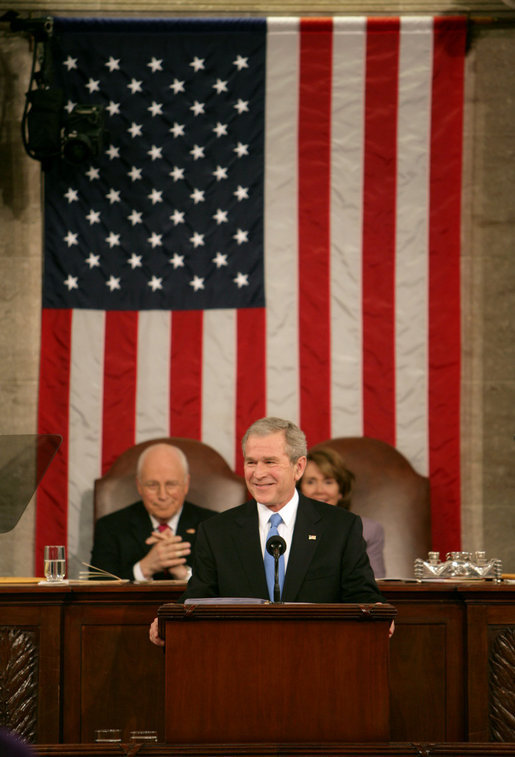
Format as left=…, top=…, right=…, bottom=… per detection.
left=0, top=627, right=39, bottom=743
left=489, top=626, right=515, bottom=741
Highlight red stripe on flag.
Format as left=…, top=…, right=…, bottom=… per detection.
left=101, top=311, right=138, bottom=473
left=428, top=17, right=466, bottom=554
left=362, top=18, right=400, bottom=446
left=170, top=310, right=203, bottom=439
left=235, top=307, right=266, bottom=475
left=35, top=309, right=72, bottom=574
left=298, top=17, right=333, bottom=446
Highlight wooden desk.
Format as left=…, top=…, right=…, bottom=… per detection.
left=0, top=581, right=514, bottom=744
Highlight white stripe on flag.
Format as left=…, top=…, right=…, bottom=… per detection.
left=201, top=309, right=237, bottom=469
left=68, top=309, right=105, bottom=565
left=395, top=17, right=433, bottom=475
left=264, top=18, right=300, bottom=423
left=136, top=310, right=171, bottom=442
left=330, top=18, right=367, bottom=438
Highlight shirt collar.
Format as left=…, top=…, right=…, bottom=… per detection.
left=257, top=488, right=299, bottom=529
left=149, top=505, right=183, bottom=533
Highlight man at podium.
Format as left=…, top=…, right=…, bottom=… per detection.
left=150, top=417, right=383, bottom=645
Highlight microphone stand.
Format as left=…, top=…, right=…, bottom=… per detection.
left=273, top=551, right=281, bottom=603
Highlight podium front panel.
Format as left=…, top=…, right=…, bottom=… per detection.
left=160, top=603, right=393, bottom=744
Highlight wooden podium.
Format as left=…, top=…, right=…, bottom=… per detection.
left=158, top=602, right=396, bottom=744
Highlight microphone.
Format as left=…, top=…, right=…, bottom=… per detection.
left=266, top=535, right=286, bottom=603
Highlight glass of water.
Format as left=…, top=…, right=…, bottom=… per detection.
left=44, top=545, right=66, bottom=582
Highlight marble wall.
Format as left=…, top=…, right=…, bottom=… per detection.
left=0, top=17, right=513, bottom=576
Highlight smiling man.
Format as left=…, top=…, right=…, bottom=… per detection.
left=91, top=443, right=215, bottom=580
left=178, top=417, right=383, bottom=604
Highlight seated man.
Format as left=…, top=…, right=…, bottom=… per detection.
left=90, top=443, right=215, bottom=580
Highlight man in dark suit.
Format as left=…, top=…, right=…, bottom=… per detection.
left=91, top=443, right=215, bottom=581
left=150, top=418, right=384, bottom=644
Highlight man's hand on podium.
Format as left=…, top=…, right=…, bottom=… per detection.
left=149, top=617, right=164, bottom=647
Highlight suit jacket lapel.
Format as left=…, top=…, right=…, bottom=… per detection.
left=282, top=495, right=323, bottom=602
left=229, top=501, right=269, bottom=599
left=128, top=501, right=153, bottom=545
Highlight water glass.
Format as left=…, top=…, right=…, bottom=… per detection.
left=44, top=545, right=66, bottom=582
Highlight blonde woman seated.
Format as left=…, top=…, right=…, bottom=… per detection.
left=299, top=447, right=386, bottom=578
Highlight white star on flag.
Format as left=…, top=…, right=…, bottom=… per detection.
left=105, top=57, right=120, bottom=71
left=63, top=56, right=77, bottom=70
left=148, top=101, right=163, bottom=117
left=170, top=210, right=185, bottom=225
left=234, top=185, right=249, bottom=201
left=213, top=166, right=228, bottom=181
left=190, top=145, right=205, bottom=160
left=128, top=210, right=143, bottom=226
left=212, top=252, right=228, bottom=268
left=190, top=101, right=205, bottom=116
left=85, top=253, right=100, bottom=268
left=127, top=253, right=142, bottom=269
left=170, top=123, right=185, bottom=138
left=213, top=122, right=228, bottom=137
left=86, top=167, right=100, bottom=181
left=148, top=189, right=163, bottom=205
left=147, top=57, right=163, bottom=72
left=64, top=274, right=78, bottom=290
left=213, top=79, right=228, bottom=94
left=169, top=167, right=185, bottom=181
left=106, top=188, right=121, bottom=204
left=86, top=210, right=101, bottom=225
left=233, top=228, right=248, bottom=244
left=233, top=55, right=249, bottom=70
left=148, top=276, right=163, bottom=291
left=169, top=79, right=185, bottom=94
left=127, top=78, right=143, bottom=94
left=147, top=145, right=163, bottom=161
left=148, top=232, right=162, bottom=248
left=213, top=209, right=228, bottom=225
left=106, top=276, right=121, bottom=291
left=189, top=275, right=205, bottom=291
left=106, top=101, right=120, bottom=116
left=233, top=272, right=249, bottom=288
left=169, top=253, right=184, bottom=268
left=106, top=232, right=121, bottom=248
left=86, top=78, right=100, bottom=93
left=190, top=57, right=205, bottom=72
left=65, top=188, right=79, bottom=203
left=190, top=232, right=205, bottom=248
left=128, top=167, right=142, bottom=182
left=64, top=231, right=78, bottom=247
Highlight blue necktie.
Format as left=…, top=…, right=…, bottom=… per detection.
left=264, top=513, right=285, bottom=601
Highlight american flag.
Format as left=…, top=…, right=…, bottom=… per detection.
left=37, top=16, right=466, bottom=576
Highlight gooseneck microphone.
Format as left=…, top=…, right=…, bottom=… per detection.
left=266, top=535, right=286, bottom=603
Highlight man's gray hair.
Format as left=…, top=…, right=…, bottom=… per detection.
left=136, top=442, right=189, bottom=479
left=241, top=417, right=307, bottom=463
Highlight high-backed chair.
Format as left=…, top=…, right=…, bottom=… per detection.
left=309, top=437, right=431, bottom=578
left=94, top=437, right=247, bottom=522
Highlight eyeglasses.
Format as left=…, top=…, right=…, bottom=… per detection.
left=141, top=481, right=185, bottom=494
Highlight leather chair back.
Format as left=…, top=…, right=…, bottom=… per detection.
left=94, top=437, right=247, bottom=522
left=309, top=437, right=431, bottom=578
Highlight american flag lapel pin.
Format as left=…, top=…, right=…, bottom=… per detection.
left=308, top=534, right=317, bottom=540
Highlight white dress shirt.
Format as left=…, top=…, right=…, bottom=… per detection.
left=257, top=489, right=299, bottom=570
left=133, top=506, right=184, bottom=581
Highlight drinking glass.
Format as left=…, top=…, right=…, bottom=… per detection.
left=43, top=545, right=66, bottom=582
